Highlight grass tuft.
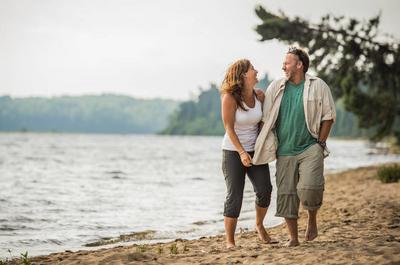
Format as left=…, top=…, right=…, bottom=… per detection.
left=20, top=251, right=31, bottom=265
left=169, top=243, right=178, bottom=254
left=377, top=164, right=400, bottom=183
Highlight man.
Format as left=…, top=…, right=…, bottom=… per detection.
left=253, top=47, right=336, bottom=246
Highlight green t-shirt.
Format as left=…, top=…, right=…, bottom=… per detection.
left=276, top=80, right=316, bottom=156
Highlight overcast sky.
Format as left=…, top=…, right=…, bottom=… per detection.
left=0, top=0, right=399, bottom=100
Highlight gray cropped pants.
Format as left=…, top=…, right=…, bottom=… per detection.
left=222, top=150, right=272, bottom=218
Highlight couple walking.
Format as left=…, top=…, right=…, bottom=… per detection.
left=220, top=47, right=336, bottom=248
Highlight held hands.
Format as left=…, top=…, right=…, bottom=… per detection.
left=239, top=150, right=252, bottom=167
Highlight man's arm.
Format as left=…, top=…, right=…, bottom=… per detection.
left=318, top=120, right=334, bottom=142
left=255, top=88, right=265, bottom=104
left=318, top=80, right=336, bottom=147
left=319, top=80, right=336, bottom=143
left=320, top=80, right=336, bottom=123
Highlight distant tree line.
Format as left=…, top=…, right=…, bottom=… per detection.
left=161, top=74, right=271, bottom=135
left=0, top=81, right=381, bottom=138
left=0, top=94, right=178, bottom=134
left=161, top=84, right=223, bottom=135
left=161, top=74, right=372, bottom=138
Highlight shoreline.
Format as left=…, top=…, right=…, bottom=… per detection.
left=4, top=163, right=400, bottom=265
left=0, top=131, right=388, bottom=140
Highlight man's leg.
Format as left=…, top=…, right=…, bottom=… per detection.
left=297, top=144, right=325, bottom=242
left=306, top=209, right=318, bottom=241
left=285, top=218, right=299, bottom=246
left=275, top=156, right=300, bottom=246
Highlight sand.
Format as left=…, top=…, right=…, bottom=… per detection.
left=6, top=164, right=400, bottom=265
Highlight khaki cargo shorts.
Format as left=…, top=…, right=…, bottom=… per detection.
left=275, top=143, right=324, bottom=218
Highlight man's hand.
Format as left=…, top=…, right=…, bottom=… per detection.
left=255, top=88, right=265, bottom=103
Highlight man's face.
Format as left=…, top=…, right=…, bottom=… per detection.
left=282, top=53, right=302, bottom=80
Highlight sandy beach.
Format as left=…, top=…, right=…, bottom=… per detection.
left=6, top=164, right=400, bottom=265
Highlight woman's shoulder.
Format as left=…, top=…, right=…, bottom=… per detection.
left=221, top=92, right=235, bottom=100
left=221, top=93, right=237, bottom=107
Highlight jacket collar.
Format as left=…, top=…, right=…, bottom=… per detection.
left=274, top=74, right=316, bottom=100
left=305, top=73, right=317, bottom=82
left=279, top=73, right=316, bottom=88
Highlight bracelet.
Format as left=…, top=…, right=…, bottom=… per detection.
left=239, top=150, right=246, bottom=155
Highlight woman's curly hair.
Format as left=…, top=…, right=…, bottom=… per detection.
left=220, top=59, right=251, bottom=111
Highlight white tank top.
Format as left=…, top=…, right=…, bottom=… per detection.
left=221, top=96, right=262, bottom=152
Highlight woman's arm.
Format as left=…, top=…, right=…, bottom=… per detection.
left=221, top=94, right=252, bottom=167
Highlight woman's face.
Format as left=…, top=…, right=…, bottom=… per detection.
left=244, top=64, right=258, bottom=86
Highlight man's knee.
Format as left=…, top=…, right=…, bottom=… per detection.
left=297, top=188, right=323, bottom=210
left=275, top=193, right=300, bottom=218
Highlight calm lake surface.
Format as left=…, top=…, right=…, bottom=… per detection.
left=1, top=133, right=400, bottom=257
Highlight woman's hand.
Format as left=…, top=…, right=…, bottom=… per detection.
left=239, top=151, right=252, bottom=167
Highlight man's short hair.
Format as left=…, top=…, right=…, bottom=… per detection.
left=288, top=47, right=309, bottom=73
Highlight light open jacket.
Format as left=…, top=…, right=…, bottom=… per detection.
left=252, top=74, right=336, bottom=165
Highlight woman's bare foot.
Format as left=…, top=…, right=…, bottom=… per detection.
left=226, top=241, right=236, bottom=249
left=284, top=239, right=299, bottom=247
left=256, top=224, right=273, bottom=243
left=305, top=223, right=318, bottom=241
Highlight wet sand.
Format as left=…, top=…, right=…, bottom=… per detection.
left=6, top=164, right=400, bottom=265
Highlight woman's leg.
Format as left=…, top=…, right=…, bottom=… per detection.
left=255, top=204, right=271, bottom=242
left=224, top=216, right=237, bottom=248
left=222, top=150, right=246, bottom=247
left=247, top=161, right=273, bottom=242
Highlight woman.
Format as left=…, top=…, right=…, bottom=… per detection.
left=221, top=59, right=272, bottom=248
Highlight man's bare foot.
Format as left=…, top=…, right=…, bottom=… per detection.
left=256, top=225, right=273, bottom=243
left=284, top=239, right=299, bottom=247
left=305, top=223, right=318, bottom=241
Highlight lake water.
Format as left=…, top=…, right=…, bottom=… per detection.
left=1, top=133, right=400, bottom=258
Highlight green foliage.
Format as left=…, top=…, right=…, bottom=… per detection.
left=161, top=84, right=224, bottom=135
left=0, top=95, right=179, bottom=134
left=254, top=6, right=400, bottom=143
left=330, top=99, right=375, bottom=138
left=136, top=244, right=147, bottom=253
left=169, top=243, right=178, bottom=254
left=162, top=75, right=271, bottom=135
left=377, top=165, right=400, bottom=183
left=162, top=74, right=372, bottom=137
left=20, top=251, right=31, bottom=265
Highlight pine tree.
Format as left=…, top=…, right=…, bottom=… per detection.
left=254, top=6, right=400, bottom=143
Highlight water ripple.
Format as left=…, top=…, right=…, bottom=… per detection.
left=0, top=133, right=399, bottom=258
